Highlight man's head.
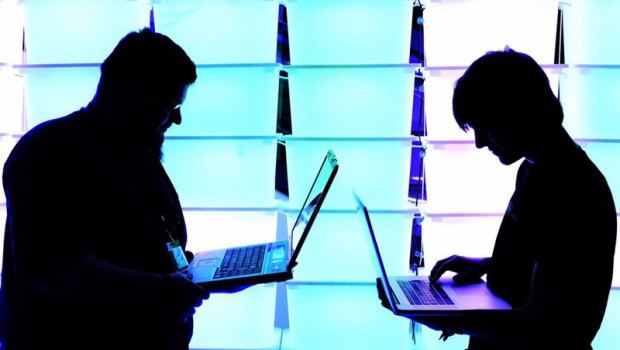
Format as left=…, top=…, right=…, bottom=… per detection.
left=94, top=28, right=196, bottom=156
left=452, top=48, right=563, bottom=165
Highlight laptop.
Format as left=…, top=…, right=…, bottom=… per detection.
left=188, top=149, right=339, bottom=291
left=353, top=192, right=511, bottom=316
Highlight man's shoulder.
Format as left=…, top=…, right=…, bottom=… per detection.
left=18, top=108, right=88, bottom=147
left=25, top=109, right=85, bottom=138
left=5, top=109, right=87, bottom=170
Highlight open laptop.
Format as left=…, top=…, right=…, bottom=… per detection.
left=188, top=149, right=338, bottom=291
left=353, top=192, right=511, bottom=316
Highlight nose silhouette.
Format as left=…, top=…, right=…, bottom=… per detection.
left=170, top=107, right=182, bottom=125
left=474, top=128, right=487, bottom=149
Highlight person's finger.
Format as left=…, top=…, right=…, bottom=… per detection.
left=430, top=255, right=457, bottom=282
left=430, top=255, right=455, bottom=279
left=198, top=286, right=210, bottom=299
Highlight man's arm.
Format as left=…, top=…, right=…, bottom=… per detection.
left=3, top=136, right=207, bottom=315
left=28, top=254, right=208, bottom=314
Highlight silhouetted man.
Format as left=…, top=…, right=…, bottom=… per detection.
left=1, top=28, right=209, bottom=350
left=379, top=48, right=616, bottom=350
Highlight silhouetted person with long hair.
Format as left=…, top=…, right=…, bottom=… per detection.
left=379, top=48, right=616, bottom=349
left=1, top=28, right=209, bottom=350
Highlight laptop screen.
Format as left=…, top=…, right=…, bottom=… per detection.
left=287, top=149, right=338, bottom=269
left=353, top=191, right=399, bottom=313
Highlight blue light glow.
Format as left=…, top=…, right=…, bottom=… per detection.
left=154, top=0, right=279, bottom=64
left=162, top=137, right=278, bottom=208
left=287, top=65, right=416, bottom=137
left=24, top=0, right=149, bottom=64
left=288, top=210, right=413, bottom=282
left=167, top=65, right=280, bottom=136
left=285, top=138, right=413, bottom=210
left=23, top=66, right=99, bottom=130
left=285, top=0, right=413, bottom=64
left=561, top=68, right=620, bottom=139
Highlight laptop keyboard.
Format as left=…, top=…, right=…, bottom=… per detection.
left=213, top=245, right=266, bottom=279
left=397, top=280, right=455, bottom=306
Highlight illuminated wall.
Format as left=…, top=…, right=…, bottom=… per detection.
left=422, top=0, right=558, bottom=268
left=422, top=0, right=620, bottom=289
left=0, top=0, right=618, bottom=349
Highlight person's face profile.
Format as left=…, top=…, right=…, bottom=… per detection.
left=155, top=84, right=188, bottom=135
left=126, top=84, right=188, bottom=156
left=139, top=84, right=187, bottom=130
left=469, top=109, right=523, bottom=166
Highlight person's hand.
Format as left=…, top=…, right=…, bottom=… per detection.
left=412, top=315, right=462, bottom=341
left=430, top=255, right=489, bottom=285
left=376, top=278, right=460, bottom=339
left=163, top=271, right=210, bottom=317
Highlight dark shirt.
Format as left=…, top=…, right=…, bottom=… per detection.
left=1, top=106, right=191, bottom=349
left=470, top=145, right=617, bottom=349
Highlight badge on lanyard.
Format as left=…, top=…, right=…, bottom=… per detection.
left=162, top=215, right=189, bottom=271
left=167, top=239, right=189, bottom=272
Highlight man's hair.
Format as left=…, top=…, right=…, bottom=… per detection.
left=96, top=28, right=196, bottom=100
left=452, top=48, right=563, bottom=132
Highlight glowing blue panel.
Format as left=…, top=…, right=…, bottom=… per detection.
left=561, top=67, right=620, bottom=140
left=424, top=143, right=519, bottom=214
left=0, top=70, right=24, bottom=134
left=191, top=283, right=279, bottom=349
left=424, top=0, right=558, bottom=66
left=23, top=66, right=99, bottom=130
left=285, top=211, right=413, bottom=282
left=153, top=0, right=279, bottom=64
left=422, top=216, right=501, bottom=272
left=424, top=66, right=561, bottom=141
left=283, top=284, right=414, bottom=349
left=285, top=139, right=412, bottom=210
left=183, top=209, right=278, bottom=252
left=564, top=0, right=620, bottom=65
left=285, top=0, right=413, bottom=64
left=579, top=142, right=620, bottom=211
left=24, top=0, right=149, bottom=64
left=0, top=2, right=23, bottom=64
left=168, top=65, right=280, bottom=137
left=287, top=65, right=415, bottom=137
left=162, top=138, right=278, bottom=208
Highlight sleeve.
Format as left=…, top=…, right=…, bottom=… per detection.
left=3, top=133, right=88, bottom=286
left=4, top=134, right=173, bottom=312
